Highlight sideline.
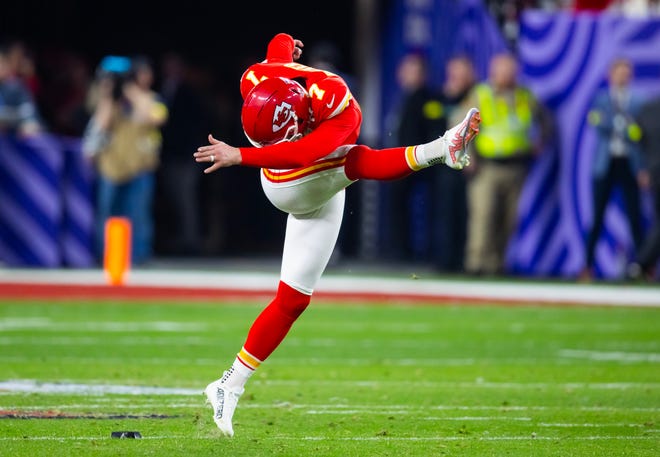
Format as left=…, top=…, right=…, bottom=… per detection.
left=0, top=268, right=658, bottom=307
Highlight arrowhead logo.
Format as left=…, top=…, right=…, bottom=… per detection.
left=272, top=102, right=295, bottom=132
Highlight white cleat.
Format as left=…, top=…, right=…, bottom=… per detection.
left=441, top=107, right=481, bottom=170
left=204, top=377, right=244, bottom=437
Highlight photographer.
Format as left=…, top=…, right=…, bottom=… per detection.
left=83, top=55, right=168, bottom=265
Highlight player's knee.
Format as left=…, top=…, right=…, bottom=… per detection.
left=276, top=281, right=311, bottom=319
left=344, top=145, right=371, bottom=181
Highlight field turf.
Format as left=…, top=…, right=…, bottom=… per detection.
left=0, top=298, right=658, bottom=456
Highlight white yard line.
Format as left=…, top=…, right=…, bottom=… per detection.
left=260, top=380, right=660, bottom=389
left=0, top=380, right=201, bottom=396
left=2, top=379, right=659, bottom=396
left=295, top=436, right=659, bottom=441
left=0, top=320, right=208, bottom=332
left=3, top=403, right=658, bottom=413
left=535, top=423, right=650, bottom=428
left=0, top=403, right=200, bottom=409
left=0, top=435, right=656, bottom=442
left=0, top=336, right=209, bottom=345
left=1, top=353, right=657, bottom=368
left=558, top=349, right=660, bottom=363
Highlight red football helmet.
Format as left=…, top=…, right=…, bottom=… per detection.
left=241, top=77, right=311, bottom=148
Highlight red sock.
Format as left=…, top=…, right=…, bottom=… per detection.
left=242, top=281, right=311, bottom=362
left=344, top=145, right=416, bottom=181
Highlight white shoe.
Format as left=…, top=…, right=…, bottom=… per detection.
left=441, top=107, right=480, bottom=170
left=204, top=377, right=244, bottom=437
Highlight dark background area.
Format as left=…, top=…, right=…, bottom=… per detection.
left=1, top=0, right=360, bottom=80
left=1, top=0, right=373, bottom=259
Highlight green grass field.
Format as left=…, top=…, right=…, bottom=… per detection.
left=1, top=298, right=658, bottom=456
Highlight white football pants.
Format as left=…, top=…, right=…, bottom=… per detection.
left=259, top=146, right=355, bottom=295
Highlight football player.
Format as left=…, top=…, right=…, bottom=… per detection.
left=194, top=32, right=480, bottom=437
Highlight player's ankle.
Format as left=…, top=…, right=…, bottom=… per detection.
left=221, top=359, right=256, bottom=390
left=416, top=138, right=449, bottom=168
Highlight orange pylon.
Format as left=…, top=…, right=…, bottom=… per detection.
left=103, top=217, right=131, bottom=286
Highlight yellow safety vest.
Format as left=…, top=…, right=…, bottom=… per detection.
left=474, top=84, right=534, bottom=158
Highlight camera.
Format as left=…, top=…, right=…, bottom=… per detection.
left=96, top=55, right=134, bottom=100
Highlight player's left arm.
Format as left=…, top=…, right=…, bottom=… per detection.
left=308, top=75, right=353, bottom=123
left=264, top=33, right=303, bottom=63
left=239, top=35, right=304, bottom=99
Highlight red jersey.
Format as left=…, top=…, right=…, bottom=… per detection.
left=238, top=33, right=362, bottom=171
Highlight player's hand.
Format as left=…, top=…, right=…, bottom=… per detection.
left=293, top=39, right=304, bottom=61
left=194, top=134, right=242, bottom=173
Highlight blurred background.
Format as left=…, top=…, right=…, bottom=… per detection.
left=1, top=0, right=659, bottom=281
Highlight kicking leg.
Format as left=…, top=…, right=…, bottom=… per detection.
left=344, top=108, right=480, bottom=181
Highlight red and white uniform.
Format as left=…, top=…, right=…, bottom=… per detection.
left=237, top=33, right=363, bottom=293
left=209, top=33, right=460, bottom=393
left=239, top=33, right=362, bottom=171
left=239, top=35, right=363, bottom=203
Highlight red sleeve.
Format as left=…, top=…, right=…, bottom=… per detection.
left=239, top=34, right=295, bottom=99
left=239, top=102, right=361, bottom=169
left=309, top=75, right=352, bottom=125
left=266, top=33, right=295, bottom=63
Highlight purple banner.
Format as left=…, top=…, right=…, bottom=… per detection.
left=511, top=12, right=660, bottom=278
left=0, top=133, right=95, bottom=267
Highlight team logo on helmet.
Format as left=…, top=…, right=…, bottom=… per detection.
left=272, top=101, right=296, bottom=133
left=241, top=77, right=310, bottom=147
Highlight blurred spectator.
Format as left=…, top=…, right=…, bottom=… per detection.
left=581, top=58, right=647, bottom=280
left=570, top=0, right=660, bottom=14
left=5, top=39, right=40, bottom=98
left=486, top=1, right=562, bottom=47
left=384, top=52, right=447, bottom=262
left=609, top=0, right=660, bottom=15
left=38, top=48, right=92, bottom=136
left=572, top=0, right=614, bottom=11
left=155, top=52, right=212, bottom=256
left=430, top=55, right=477, bottom=272
left=82, top=55, right=168, bottom=265
left=461, top=52, right=552, bottom=276
left=0, top=41, right=43, bottom=136
left=626, top=91, right=660, bottom=280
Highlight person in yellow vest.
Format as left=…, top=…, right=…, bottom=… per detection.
left=459, top=52, right=552, bottom=276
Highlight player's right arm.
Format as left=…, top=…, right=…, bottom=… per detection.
left=195, top=33, right=360, bottom=172
left=239, top=100, right=361, bottom=169
left=235, top=66, right=360, bottom=169
left=193, top=102, right=361, bottom=173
